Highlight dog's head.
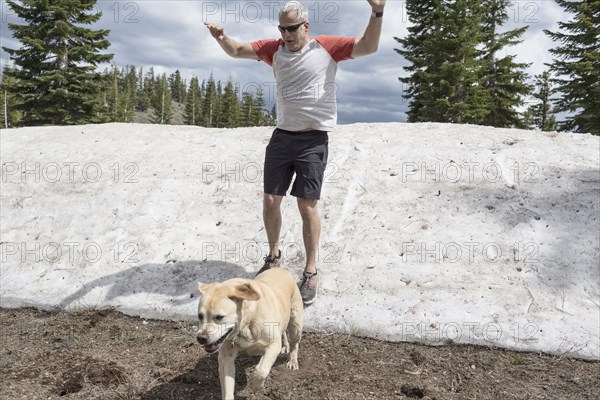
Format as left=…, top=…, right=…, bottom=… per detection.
left=195, top=280, right=261, bottom=354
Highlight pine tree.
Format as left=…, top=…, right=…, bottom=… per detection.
left=122, top=65, right=136, bottom=122
left=0, top=65, right=22, bottom=127
left=270, top=104, right=277, bottom=125
left=105, top=65, right=121, bottom=121
left=151, top=73, right=172, bottom=124
left=142, top=67, right=156, bottom=113
left=136, top=67, right=150, bottom=112
left=239, top=91, right=256, bottom=127
left=427, top=0, right=489, bottom=123
left=545, top=0, right=600, bottom=134
left=521, top=107, right=535, bottom=130
left=2, top=0, right=113, bottom=125
left=218, top=78, right=240, bottom=128
left=215, top=80, right=224, bottom=126
left=395, top=0, right=444, bottom=122
left=396, top=0, right=489, bottom=124
left=184, top=76, right=202, bottom=125
left=101, top=65, right=134, bottom=122
left=202, top=75, right=217, bottom=127
left=168, top=70, right=186, bottom=103
left=252, top=87, right=267, bottom=125
left=527, top=71, right=557, bottom=131
left=480, top=0, right=531, bottom=128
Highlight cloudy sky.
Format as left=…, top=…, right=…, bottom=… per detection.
left=1, top=0, right=568, bottom=124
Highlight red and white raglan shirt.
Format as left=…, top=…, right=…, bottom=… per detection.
left=251, top=36, right=355, bottom=132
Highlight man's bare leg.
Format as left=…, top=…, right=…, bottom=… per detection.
left=297, top=197, right=320, bottom=274
left=263, top=194, right=284, bottom=257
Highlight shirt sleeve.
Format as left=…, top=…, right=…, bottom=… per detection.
left=315, top=36, right=355, bottom=63
left=250, top=39, right=283, bottom=66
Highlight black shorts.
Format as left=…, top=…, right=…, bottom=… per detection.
left=264, top=128, right=329, bottom=200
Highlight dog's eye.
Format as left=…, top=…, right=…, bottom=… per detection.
left=215, top=315, right=225, bottom=321
left=198, top=313, right=204, bottom=321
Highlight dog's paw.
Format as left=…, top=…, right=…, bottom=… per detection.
left=286, top=357, right=299, bottom=370
left=248, top=371, right=266, bottom=391
left=281, top=345, right=290, bottom=354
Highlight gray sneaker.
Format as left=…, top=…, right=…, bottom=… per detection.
left=255, top=251, right=282, bottom=277
left=298, top=272, right=319, bottom=305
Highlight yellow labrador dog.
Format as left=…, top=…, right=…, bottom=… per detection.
left=196, top=268, right=303, bottom=400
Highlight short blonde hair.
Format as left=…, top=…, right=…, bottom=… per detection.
left=279, top=1, right=308, bottom=22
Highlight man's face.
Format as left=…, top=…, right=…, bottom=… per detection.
left=278, top=11, right=309, bottom=52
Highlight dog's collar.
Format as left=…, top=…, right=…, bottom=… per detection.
left=227, top=330, right=239, bottom=347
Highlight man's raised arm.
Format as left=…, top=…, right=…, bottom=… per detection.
left=204, top=22, right=259, bottom=60
left=351, top=0, right=387, bottom=58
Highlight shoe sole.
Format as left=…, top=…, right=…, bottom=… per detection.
left=301, top=283, right=319, bottom=306
left=255, top=259, right=283, bottom=277
left=303, top=297, right=316, bottom=305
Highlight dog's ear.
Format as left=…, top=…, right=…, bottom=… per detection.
left=229, top=282, right=261, bottom=302
left=197, top=282, right=212, bottom=293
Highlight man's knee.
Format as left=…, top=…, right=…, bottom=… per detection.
left=297, top=198, right=318, bottom=219
left=264, top=194, right=283, bottom=212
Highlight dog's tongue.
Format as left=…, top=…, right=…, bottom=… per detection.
left=204, top=342, right=221, bottom=354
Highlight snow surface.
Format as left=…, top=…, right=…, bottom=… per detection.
left=1, top=122, right=599, bottom=360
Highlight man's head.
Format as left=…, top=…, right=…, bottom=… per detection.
left=278, top=1, right=310, bottom=52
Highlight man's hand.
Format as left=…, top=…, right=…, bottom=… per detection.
left=368, top=0, right=386, bottom=12
left=203, top=21, right=258, bottom=60
left=204, top=22, right=224, bottom=40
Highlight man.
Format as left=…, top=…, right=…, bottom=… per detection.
left=205, top=0, right=386, bottom=305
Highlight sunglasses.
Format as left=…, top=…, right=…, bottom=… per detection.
left=278, top=21, right=306, bottom=34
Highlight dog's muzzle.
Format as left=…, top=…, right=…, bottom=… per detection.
left=198, top=328, right=234, bottom=354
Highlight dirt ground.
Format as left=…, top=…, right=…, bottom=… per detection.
left=1, top=307, right=598, bottom=400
